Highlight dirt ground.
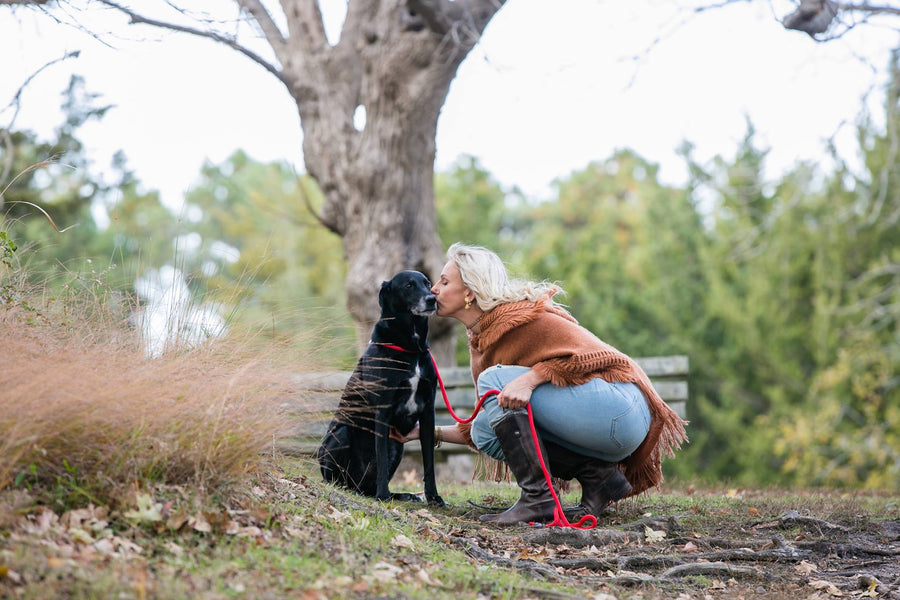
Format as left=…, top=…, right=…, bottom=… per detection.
left=449, top=502, right=900, bottom=599
left=2, top=459, right=898, bottom=599
left=401, top=455, right=900, bottom=599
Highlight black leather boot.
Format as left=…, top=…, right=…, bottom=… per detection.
left=544, top=440, right=632, bottom=517
left=479, top=411, right=557, bottom=525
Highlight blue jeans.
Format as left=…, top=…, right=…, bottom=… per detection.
left=470, top=365, right=651, bottom=463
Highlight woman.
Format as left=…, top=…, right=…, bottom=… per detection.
left=399, top=243, right=688, bottom=525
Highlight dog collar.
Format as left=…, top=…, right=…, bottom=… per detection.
left=369, top=341, right=426, bottom=354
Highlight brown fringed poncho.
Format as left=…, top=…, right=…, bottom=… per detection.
left=457, top=290, right=688, bottom=496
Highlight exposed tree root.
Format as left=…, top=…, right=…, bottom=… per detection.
left=795, top=540, right=900, bottom=558
left=520, top=526, right=629, bottom=547
left=587, top=561, right=770, bottom=587
left=755, top=510, right=850, bottom=533
left=659, top=561, right=770, bottom=580
left=436, top=528, right=568, bottom=582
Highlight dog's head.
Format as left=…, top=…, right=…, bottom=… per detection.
left=379, top=270, right=437, bottom=318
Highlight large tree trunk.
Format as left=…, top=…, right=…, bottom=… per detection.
left=270, top=0, right=503, bottom=362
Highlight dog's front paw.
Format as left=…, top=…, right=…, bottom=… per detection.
left=426, top=495, right=446, bottom=508
left=383, top=492, right=423, bottom=503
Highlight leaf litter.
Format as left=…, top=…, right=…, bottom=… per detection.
left=1, top=472, right=898, bottom=599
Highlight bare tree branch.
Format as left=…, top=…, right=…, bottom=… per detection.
left=235, top=0, right=286, bottom=54
left=838, top=2, right=900, bottom=16
left=407, top=0, right=505, bottom=42
left=95, top=0, right=284, bottom=82
left=1, top=51, right=80, bottom=199
left=281, top=0, right=329, bottom=51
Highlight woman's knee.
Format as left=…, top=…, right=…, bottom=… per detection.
left=476, top=364, right=530, bottom=397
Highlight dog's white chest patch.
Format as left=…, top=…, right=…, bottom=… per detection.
left=404, top=365, right=421, bottom=412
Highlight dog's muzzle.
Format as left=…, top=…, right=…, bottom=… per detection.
left=413, top=294, right=438, bottom=316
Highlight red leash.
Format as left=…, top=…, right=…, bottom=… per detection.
left=428, top=354, right=597, bottom=530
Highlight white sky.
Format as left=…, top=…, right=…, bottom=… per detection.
left=1, top=1, right=898, bottom=212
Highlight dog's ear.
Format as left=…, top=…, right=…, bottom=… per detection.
left=378, top=280, right=393, bottom=313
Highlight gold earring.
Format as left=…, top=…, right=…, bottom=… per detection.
left=464, top=297, right=472, bottom=310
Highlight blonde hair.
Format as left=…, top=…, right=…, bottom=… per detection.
left=446, top=243, right=563, bottom=311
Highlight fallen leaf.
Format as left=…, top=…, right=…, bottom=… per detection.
left=164, top=542, right=184, bottom=557
left=189, top=512, right=211, bottom=533
left=516, top=547, right=548, bottom=562
left=391, top=534, right=415, bottom=550
left=795, top=560, right=818, bottom=575
left=166, top=509, right=189, bottom=532
left=123, top=493, right=162, bottom=523
left=2, top=568, right=21, bottom=584
left=861, top=580, right=879, bottom=598
left=643, top=525, right=667, bottom=543
left=680, top=541, right=699, bottom=553
left=93, top=538, right=115, bottom=555
left=809, top=579, right=843, bottom=596
left=415, top=567, right=444, bottom=587
left=370, top=561, right=402, bottom=583
left=413, top=509, right=440, bottom=525
left=114, top=536, right=143, bottom=555
left=28, top=508, right=58, bottom=534
left=62, top=508, right=92, bottom=528
left=748, top=507, right=760, bottom=516
left=238, top=525, right=263, bottom=538
left=68, top=527, right=94, bottom=545
left=327, top=507, right=352, bottom=522
left=45, top=557, right=69, bottom=569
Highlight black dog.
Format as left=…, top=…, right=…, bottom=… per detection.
left=317, top=270, right=444, bottom=506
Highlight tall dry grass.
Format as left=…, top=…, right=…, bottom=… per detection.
left=0, top=302, right=298, bottom=507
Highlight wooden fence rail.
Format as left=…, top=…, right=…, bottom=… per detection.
left=278, top=355, right=689, bottom=456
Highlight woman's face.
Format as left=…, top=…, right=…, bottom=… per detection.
left=431, top=261, right=470, bottom=320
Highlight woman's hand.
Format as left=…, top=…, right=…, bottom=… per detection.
left=390, top=424, right=420, bottom=444
left=497, top=371, right=542, bottom=410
